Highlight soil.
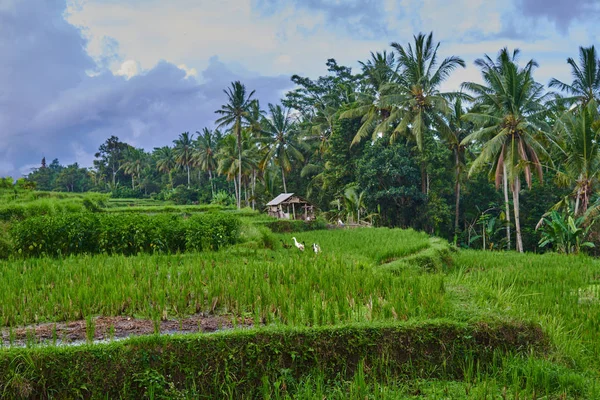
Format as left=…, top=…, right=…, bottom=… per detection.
left=1, top=314, right=254, bottom=347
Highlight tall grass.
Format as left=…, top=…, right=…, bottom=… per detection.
left=0, top=228, right=447, bottom=327
left=452, top=250, right=600, bottom=375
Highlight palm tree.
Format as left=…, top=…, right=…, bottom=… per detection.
left=154, top=146, right=177, bottom=189
left=173, top=132, right=194, bottom=188
left=217, top=132, right=258, bottom=206
left=383, top=32, right=466, bottom=151
left=215, top=81, right=256, bottom=209
left=440, top=98, right=472, bottom=233
left=461, top=48, right=552, bottom=252
left=341, top=51, right=398, bottom=146
left=549, top=46, right=600, bottom=108
left=553, top=100, right=600, bottom=215
left=194, top=128, right=222, bottom=197
left=122, top=148, right=147, bottom=190
left=259, top=104, right=305, bottom=193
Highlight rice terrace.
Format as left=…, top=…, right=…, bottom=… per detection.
left=0, top=189, right=598, bottom=399
left=4, top=3, right=600, bottom=397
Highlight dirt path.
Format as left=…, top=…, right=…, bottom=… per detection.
left=1, top=314, right=253, bottom=347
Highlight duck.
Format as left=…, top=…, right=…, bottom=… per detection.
left=312, top=243, right=321, bottom=254
left=292, top=237, right=305, bottom=251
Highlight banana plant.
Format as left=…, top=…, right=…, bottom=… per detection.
left=537, top=209, right=595, bottom=254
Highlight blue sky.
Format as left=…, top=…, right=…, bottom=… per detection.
left=1, top=0, right=599, bottom=177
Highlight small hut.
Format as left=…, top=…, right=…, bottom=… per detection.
left=266, top=193, right=316, bottom=220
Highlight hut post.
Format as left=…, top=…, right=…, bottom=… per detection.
left=292, top=203, right=296, bottom=219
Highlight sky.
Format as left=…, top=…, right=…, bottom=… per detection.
left=1, top=0, right=599, bottom=178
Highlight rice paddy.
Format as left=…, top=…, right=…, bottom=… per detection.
left=1, top=215, right=600, bottom=397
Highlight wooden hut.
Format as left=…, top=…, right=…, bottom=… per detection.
left=266, top=193, right=316, bottom=220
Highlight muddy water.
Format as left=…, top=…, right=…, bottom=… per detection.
left=1, top=314, right=254, bottom=347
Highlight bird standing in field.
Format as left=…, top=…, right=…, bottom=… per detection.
left=312, top=243, right=321, bottom=254
left=292, top=237, right=305, bottom=251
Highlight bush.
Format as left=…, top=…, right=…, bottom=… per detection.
left=186, top=213, right=241, bottom=251
left=263, top=217, right=327, bottom=233
left=10, top=212, right=241, bottom=258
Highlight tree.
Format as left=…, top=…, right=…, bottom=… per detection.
left=122, top=148, right=148, bottom=190
left=341, top=51, right=398, bottom=147
left=194, top=128, right=222, bottom=197
left=173, top=132, right=195, bottom=188
left=549, top=45, right=600, bottom=108
left=217, top=132, right=257, bottom=206
left=259, top=104, right=305, bottom=193
left=462, top=48, right=552, bottom=252
left=552, top=100, right=600, bottom=215
left=215, top=81, right=256, bottom=209
left=154, top=146, right=177, bottom=189
left=94, top=136, right=131, bottom=188
left=441, top=98, right=472, bottom=233
left=382, top=32, right=466, bottom=152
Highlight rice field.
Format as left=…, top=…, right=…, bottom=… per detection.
left=0, top=228, right=446, bottom=328
left=2, top=220, right=600, bottom=397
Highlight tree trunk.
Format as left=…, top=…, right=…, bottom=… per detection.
left=186, top=165, right=191, bottom=189
left=281, top=167, right=287, bottom=193
left=233, top=178, right=238, bottom=207
left=131, top=175, right=135, bottom=190
left=236, top=124, right=242, bottom=210
left=512, top=176, right=523, bottom=253
left=209, top=169, right=214, bottom=197
left=251, top=170, right=256, bottom=210
left=503, top=163, right=511, bottom=250
left=454, top=151, right=460, bottom=233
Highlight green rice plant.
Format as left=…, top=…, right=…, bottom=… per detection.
left=0, top=228, right=449, bottom=328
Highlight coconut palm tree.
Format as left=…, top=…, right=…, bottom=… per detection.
left=122, top=148, right=147, bottom=190
left=341, top=51, right=398, bottom=146
left=440, top=98, right=472, bottom=233
left=383, top=32, right=466, bottom=151
left=259, top=104, right=305, bottom=193
left=461, top=48, right=552, bottom=252
left=553, top=100, right=600, bottom=215
left=154, top=146, right=177, bottom=189
left=215, top=81, right=256, bottom=209
left=173, top=132, right=195, bottom=188
left=549, top=45, right=600, bottom=108
left=217, top=131, right=259, bottom=207
left=194, top=128, right=222, bottom=197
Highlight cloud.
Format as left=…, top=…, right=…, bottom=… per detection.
left=516, top=0, right=600, bottom=31
left=0, top=0, right=293, bottom=177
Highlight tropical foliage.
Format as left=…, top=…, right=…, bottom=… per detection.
left=20, top=33, right=600, bottom=253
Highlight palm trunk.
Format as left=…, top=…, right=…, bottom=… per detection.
left=186, top=165, right=191, bottom=189
left=454, top=151, right=460, bottom=233
left=281, top=167, right=287, bottom=193
left=251, top=169, right=256, bottom=210
left=503, top=163, right=511, bottom=250
left=237, top=148, right=242, bottom=209
left=512, top=176, right=523, bottom=253
left=233, top=178, right=238, bottom=207
left=209, top=169, right=214, bottom=197
left=131, top=175, right=135, bottom=190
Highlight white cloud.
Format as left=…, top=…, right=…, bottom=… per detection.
left=116, top=59, right=141, bottom=78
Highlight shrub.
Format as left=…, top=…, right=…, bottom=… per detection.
left=263, top=217, right=328, bottom=233
left=10, top=212, right=241, bottom=258
left=186, top=213, right=241, bottom=251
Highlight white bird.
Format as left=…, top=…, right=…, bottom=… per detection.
left=292, top=237, right=305, bottom=251
left=338, top=219, right=345, bottom=227
left=312, top=243, right=321, bottom=254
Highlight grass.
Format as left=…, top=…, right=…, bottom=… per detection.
left=450, top=251, right=600, bottom=375
left=0, top=228, right=447, bottom=327
left=1, top=225, right=600, bottom=397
